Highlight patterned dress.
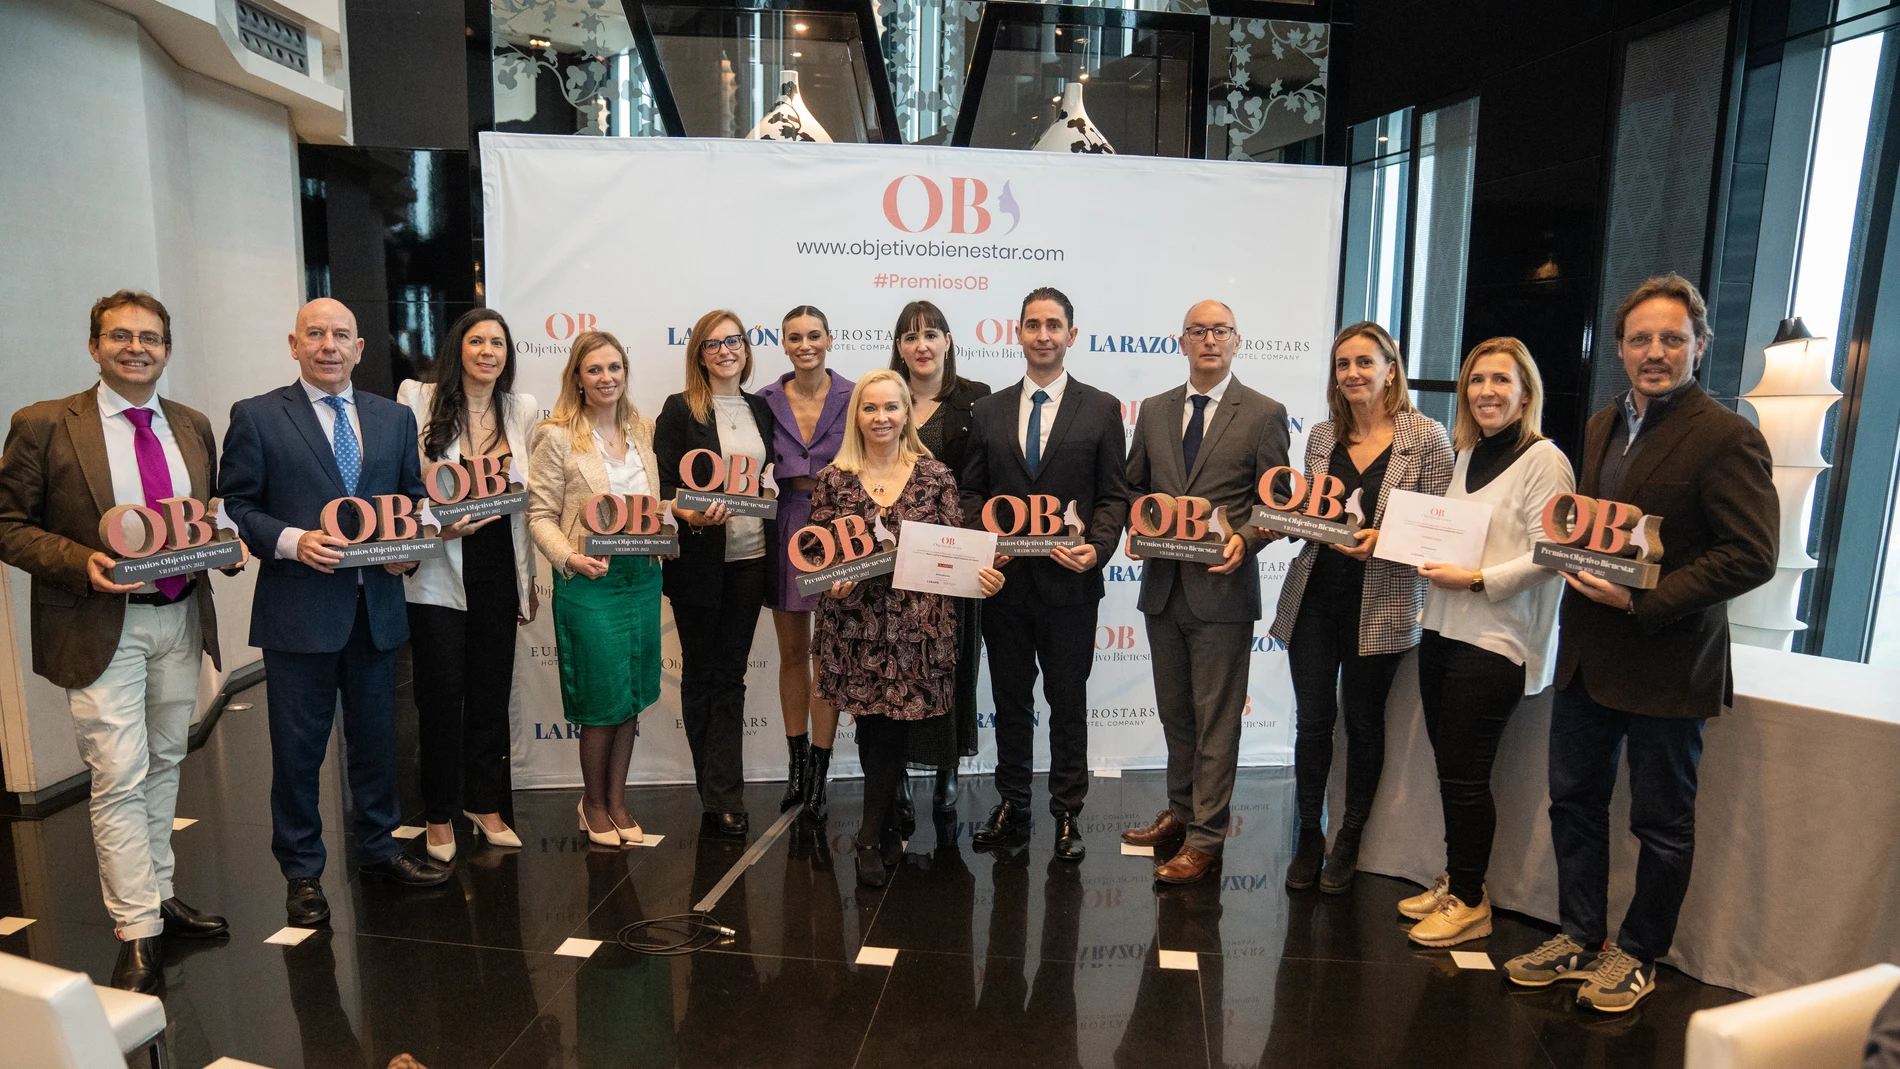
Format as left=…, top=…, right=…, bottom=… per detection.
left=811, top=460, right=961, bottom=720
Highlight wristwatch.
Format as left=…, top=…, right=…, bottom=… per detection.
left=1469, top=570, right=1484, bottom=593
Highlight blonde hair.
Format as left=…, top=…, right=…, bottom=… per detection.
left=1452, top=337, right=1546, bottom=452
left=542, top=330, right=640, bottom=454
left=1327, top=321, right=1414, bottom=442
left=832, top=368, right=931, bottom=473
left=682, top=309, right=754, bottom=424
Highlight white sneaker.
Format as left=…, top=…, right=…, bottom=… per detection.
left=1407, top=891, right=1492, bottom=947
left=1398, top=873, right=1449, bottom=920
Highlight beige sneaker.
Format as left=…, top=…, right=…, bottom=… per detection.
left=1407, top=891, right=1492, bottom=947
left=1398, top=874, right=1449, bottom=920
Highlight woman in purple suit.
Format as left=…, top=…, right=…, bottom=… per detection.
left=757, top=305, right=856, bottom=820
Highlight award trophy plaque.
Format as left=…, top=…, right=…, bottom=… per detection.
left=579, top=493, right=681, bottom=556
left=1530, top=492, right=1664, bottom=589
left=673, top=449, right=778, bottom=519
left=1126, top=493, right=1229, bottom=564
left=99, top=496, right=245, bottom=583
left=1238, top=466, right=1365, bottom=547
left=789, top=512, right=899, bottom=596
left=425, top=454, right=529, bottom=526
left=982, top=494, right=1084, bottom=556
left=318, top=494, right=445, bottom=568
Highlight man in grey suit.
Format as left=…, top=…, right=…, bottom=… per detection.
left=1119, top=299, right=1291, bottom=884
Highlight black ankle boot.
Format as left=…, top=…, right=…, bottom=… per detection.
left=856, top=839, right=889, bottom=887
left=1319, top=825, right=1362, bottom=895
left=779, top=733, right=810, bottom=812
left=1285, top=826, right=1326, bottom=891
left=803, top=745, right=832, bottom=821
left=933, top=766, right=959, bottom=812
left=895, top=772, right=916, bottom=835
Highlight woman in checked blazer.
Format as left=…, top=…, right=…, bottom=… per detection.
left=1269, top=321, right=1454, bottom=896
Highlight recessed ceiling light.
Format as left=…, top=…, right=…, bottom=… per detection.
left=795, top=22, right=807, bottom=31
left=1377, top=135, right=1388, bottom=142
left=791, top=51, right=802, bottom=57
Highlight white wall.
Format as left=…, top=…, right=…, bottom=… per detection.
left=0, top=0, right=306, bottom=794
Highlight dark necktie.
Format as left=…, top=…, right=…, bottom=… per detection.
left=122, top=408, right=186, bottom=600
left=1025, top=389, right=1050, bottom=474
left=1182, top=394, right=1211, bottom=475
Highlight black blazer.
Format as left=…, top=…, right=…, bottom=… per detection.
left=959, top=376, right=1130, bottom=607
left=1554, top=382, right=1778, bottom=718
left=654, top=391, right=779, bottom=610
left=920, top=377, right=991, bottom=477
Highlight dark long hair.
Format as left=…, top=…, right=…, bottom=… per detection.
left=423, top=308, right=517, bottom=461
left=887, top=300, right=964, bottom=402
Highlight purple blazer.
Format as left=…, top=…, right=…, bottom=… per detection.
left=758, top=369, right=855, bottom=480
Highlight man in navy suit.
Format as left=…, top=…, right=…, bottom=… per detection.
left=959, top=287, right=1130, bottom=860
left=219, top=298, right=448, bottom=925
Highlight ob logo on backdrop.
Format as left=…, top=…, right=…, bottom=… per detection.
left=882, top=175, right=1022, bottom=235
left=543, top=312, right=598, bottom=340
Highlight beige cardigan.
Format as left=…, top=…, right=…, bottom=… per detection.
left=526, top=413, right=660, bottom=578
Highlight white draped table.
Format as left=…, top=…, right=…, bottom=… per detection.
left=1334, top=645, right=1900, bottom=996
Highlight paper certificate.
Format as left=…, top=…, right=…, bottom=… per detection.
left=892, top=521, right=997, bottom=598
left=1372, top=489, right=1493, bottom=570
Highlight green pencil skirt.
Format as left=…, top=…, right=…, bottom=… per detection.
left=552, top=553, right=663, bottom=726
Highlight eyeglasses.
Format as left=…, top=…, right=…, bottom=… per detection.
left=1623, top=331, right=1692, bottom=353
left=702, top=334, right=746, bottom=354
left=1182, top=326, right=1235, bottom=342
left=98, top=330, right=168, bottom=348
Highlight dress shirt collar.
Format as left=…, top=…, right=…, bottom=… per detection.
left=301, top=378, right=356, bottom=407
left=1620, top=379, right=1691, bottom=442
left=1189, top=373, right=1233, bottom=403
left=96, top=381, right=161, bottom=421
left=1022, top=370, right=1069, bottom=403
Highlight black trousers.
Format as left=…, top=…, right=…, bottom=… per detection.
left=854, top=713, right=910, bottom=848
left=983, top=598, right=1096, bottom=815
left=1288, top=600, right=1405, bottom=831
left=1416, top=629, right=1526, bottom=905
left=672, top=556, right=767, bottom=814
left=1549, top=680, right=1704, bottom=964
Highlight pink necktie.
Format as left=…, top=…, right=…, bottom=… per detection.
left=123, top=408, right=186, bottom=601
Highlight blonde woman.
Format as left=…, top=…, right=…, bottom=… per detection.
left=809, top=369, right=1004, bottom=886
left=1269, top=321, right=1454, bottom=895
left=653, top=309, right=778, bottom=839
left=1401, top=337, right=1575, bottom=946
left=526, top=330, right=661, bottom=848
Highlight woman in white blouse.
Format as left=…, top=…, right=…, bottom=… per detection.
left=526, top=331, right=663, bottom=848
left=399, top=310, right=538, bottom=862
left=1403, top=336, right=1575, bottom=946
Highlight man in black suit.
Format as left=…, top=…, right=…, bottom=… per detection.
left=1503, top=274, right=1776, bottom=1012
left=220, top=298, right=451, bottom=926
left=959, top=287, right=1129, bottom=859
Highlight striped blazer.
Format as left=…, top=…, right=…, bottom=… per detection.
left=1268, top=408, right=1454, bottom=656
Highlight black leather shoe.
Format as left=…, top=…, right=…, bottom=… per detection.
left=803, top=746, right=832, bottom=822
left=1285, top=827, right=1326, bottom=891
left=361, top=853, right=452, bottom=887
left=856, top=843, right=889, bottom=888
left=111, top=936, right=162, bottom=994
left=779, top=733, right=810, bottom=812
left=161, top=896, right=228, bottom=938
left=933, top=767, right=959, bottom=812
left=895, top=773, right=915, bottom=836
left=1319, top=825, right=1362, bottom=895
left=715, top=812, right=749, bottom=838
left=1053, top=811, right=1086, bottom=861
left=971, top=801, right=1030, bottom=849
left=286, top=877, right=330, bottom=925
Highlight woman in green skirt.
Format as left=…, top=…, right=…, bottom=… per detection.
left=527, top=330, right=663, bottom=848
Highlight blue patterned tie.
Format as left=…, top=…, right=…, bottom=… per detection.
left=1182, top=394, right=1211, bottom=474
left=321, top=395, right=360, bottom=495
left=1025, top=389, right=1050, bottom=475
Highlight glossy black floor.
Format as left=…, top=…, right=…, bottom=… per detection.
left=1, top=666, right=1747, bottom=1069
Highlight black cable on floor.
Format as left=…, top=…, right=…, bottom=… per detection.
left=616, top=912, right=734, bottom=956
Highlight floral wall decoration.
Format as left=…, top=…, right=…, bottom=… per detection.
left=1208, top=19, right=1326, bottom=161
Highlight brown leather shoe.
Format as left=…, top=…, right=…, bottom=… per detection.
left=1154, top=846, right=1218, bottom=884
left=1121, top=809, right=1186, bottom=848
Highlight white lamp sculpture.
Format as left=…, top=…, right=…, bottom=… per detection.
left=1731, top=317, right=1839, bottom=650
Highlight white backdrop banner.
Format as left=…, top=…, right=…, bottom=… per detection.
left=480, top=133, right=1345, bottom=789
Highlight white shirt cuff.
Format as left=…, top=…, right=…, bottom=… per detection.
left=276, top=527, right=306, bottom=561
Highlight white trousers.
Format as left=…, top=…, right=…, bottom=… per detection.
left=65, top=599, right=200, bottom=940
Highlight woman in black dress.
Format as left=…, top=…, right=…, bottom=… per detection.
left=888, top=300, right=989, bottom=822
left=811, top=369, right=1004, bottom=886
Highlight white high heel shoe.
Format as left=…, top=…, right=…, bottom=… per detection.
left=425, top=822, right=457, bottom=863
left=578, top=801, right=624, bottom=848
left=612, top=813, right=644, bottom=845
left=464, top=811, right=522, bottom=849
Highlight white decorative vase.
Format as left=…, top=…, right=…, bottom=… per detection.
left=1033, top=82, right=1114, bottom=154
left=749, top=70, right=833, bottom=143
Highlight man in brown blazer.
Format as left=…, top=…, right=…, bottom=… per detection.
left=1503, top=274, right=1777, bottom=1013
left=0, top=291, right=238, bottom=993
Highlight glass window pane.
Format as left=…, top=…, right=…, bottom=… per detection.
left=1791, top=32, right=1884, bottom=342
left=492, top=0, right=665, bottom=136
left=1408, top=388, right=1457, bottom=433
left=1341, top=125, right=1410, bottom=334
left=1406, top=97, right=1479, bottom=383
left=643, top=7, right=887, bottom=142
left=963, top=18, right=1200, bottom=156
